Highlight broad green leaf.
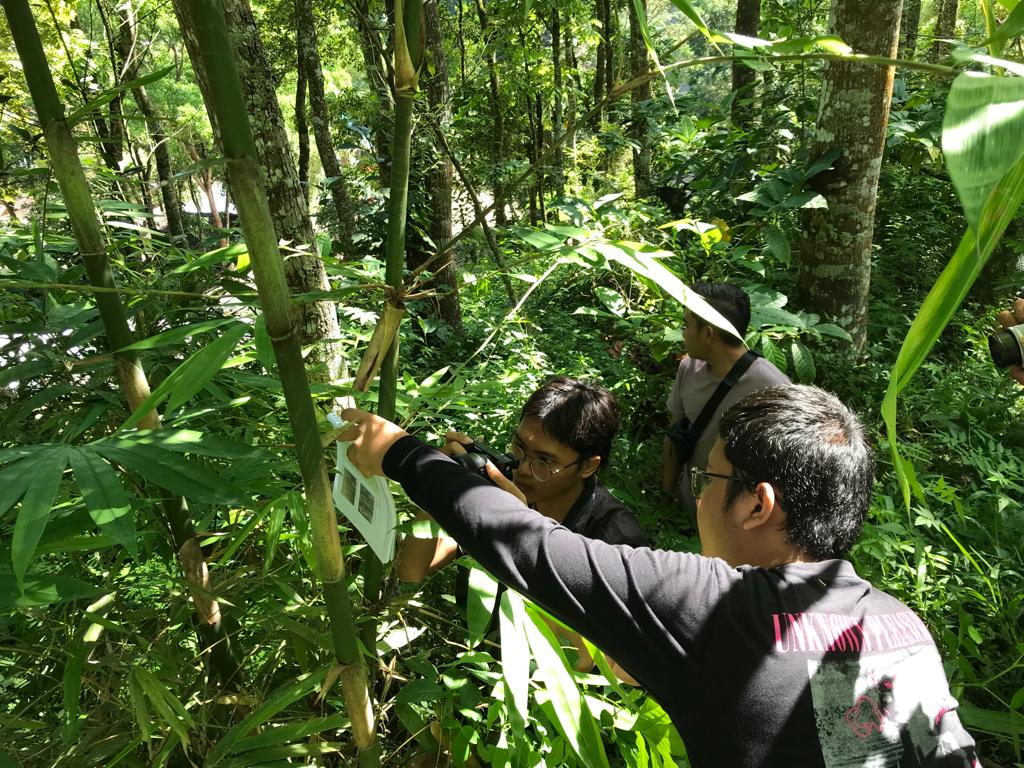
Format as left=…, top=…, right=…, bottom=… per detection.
left=205, top=667, right=327, bottom=766
left=594, top=286, right=627, bottom=317
left=467, top=566, right=499, bottom=647
left=959, top=702, right=1024, bottom=735
left=0, top=574, right=101, bottom=609
left=120, top=322, right=248, bottom=430
left=499, top=591, right=530, bottom=727
left=884, top=152, right=1024, bottom=506
left=117, top=318, right=239, bottom=352
left=523, top=604, right=609, bottom=768
left=762, top=225, right=791, bottom=265
left=68, top=447, right=137, bottom=555
left=514, top=227, right=565, bottom=251
left=93, top=442, right=244, bottom=504
left=664, top=0, right=712, bottom=39
left=982, top=1, right=1024, bottom=52
left=815, top=323, right=853, bottom=341
left=418, top=366, right=451, bottom=389
left=942, top=72, right=1024, bottom=234
left=132, top=667, right=192, bottom=749
left=790, top=341, right=816, bottom=383
left=11, top=446, right=68, bottom=584
left=395, top=678, right=445, bottom=705
left=254, top=315, right=275, bottom=372
left=758, top=336, right=787, bottom=373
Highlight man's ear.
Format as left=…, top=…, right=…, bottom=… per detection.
left=580, top=456, right=601, bottom=479
left=739, top=482, right=783, bottom=531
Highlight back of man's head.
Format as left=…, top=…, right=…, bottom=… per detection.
left=693, top=281, right=751, bottom=347
left=718, top=385, right=873, bottom=560
left=520, top=377, right=619, bottom=468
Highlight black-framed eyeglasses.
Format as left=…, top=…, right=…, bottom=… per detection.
left=509, top=440, right=583, bottom=483
left=690, top=467, right=755, bottom=500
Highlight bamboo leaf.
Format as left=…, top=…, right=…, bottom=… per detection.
left=167, top=242, right=246, bottom=275
left=523, top=604, right=610, bottom=768
left=664, top=0, right=712, bottom=38
left=117, top=318, right=239, bottom=351
left=132, top=667, right=191, bottom=749
left=120, top=323, right=248, bottom=430
left=11, top=446, right=68, bottom=584
left=0, top=574, right=101, bottom=609
left=982, top=1, right=1024, bottom=51
left=499, top=591, right=531, bottom=728
left=64, top=65, right=174, bottom=126
left=205, top=667, right=328, bottom=765
left=127, top=670, right=151, bottom=743
left=68, top=447, right=137, bottom=555
left=942, top=72, right=1024, bottom=234
left=231, top=713, right=350, bottom=754
left=92, top=442, right=244, bottom=504
left=101, top=429, right=264, bottom=460
left=466, top=566, right=499, bottom=647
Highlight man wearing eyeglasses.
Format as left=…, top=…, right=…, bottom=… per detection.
left=396, top=377, right=647, bottom=667
left=342, top=384, right=978, bottom=766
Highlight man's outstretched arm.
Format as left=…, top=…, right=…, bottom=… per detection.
left=339, top=409, right=733, bottom=693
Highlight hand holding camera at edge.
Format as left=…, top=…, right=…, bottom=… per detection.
left=996, top=297, right=1024, bottom=387
left=441, top=431, right=474, bottom=457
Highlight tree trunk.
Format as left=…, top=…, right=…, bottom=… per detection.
left=350, top=0, right=394, bottom=185
left=796, top=0, right=903, bottom=353
left=171, top=0, right=344, bottom=382
left=730, top=0, right=761, bottom=128
left=296, top=63, right=310, bottom=199
left=115, top=3, right=185, bottom=240
left=897, top=0, right=922, bottom=60
left=413, top=0, right=462, bottom=329
left=929, top=0, right=958, bottom=62
left=475, top=0, right=506, bottom=225
left=296, top=0, right=357, bottom=252
left=628, top=0, right=652, bottom=197
left=551, top=6, right=564, bottom=196
left=593, top=0, right=607, bottom=125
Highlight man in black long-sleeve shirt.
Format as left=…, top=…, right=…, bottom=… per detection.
left=339, top=385, right=979, bottom=767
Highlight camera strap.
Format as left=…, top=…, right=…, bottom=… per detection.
left=687, top=349, right=760, bottom=444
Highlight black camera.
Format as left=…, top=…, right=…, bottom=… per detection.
left=989, top=323, right=1024, bottom=369
left=452, top=441, right=519, bottom=482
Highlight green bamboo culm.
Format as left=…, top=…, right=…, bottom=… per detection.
left=183, top=0, right=378, bottom=759
left=361, top=0, right=425, bottom=665
left=2, top=0, right=243, bottom=691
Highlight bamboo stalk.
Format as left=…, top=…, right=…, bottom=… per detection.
left=2, top=0, right=242, bottom=691
left=183, top=0, right=378, bottom=758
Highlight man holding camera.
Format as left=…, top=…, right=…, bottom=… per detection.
left=396, top=377, right=647, bottom=666
left=663, top=282, right=789, bottom=524
left=340, top=384, right=978, bottom=766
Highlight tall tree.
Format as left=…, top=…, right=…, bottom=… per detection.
left=551, top=5, right=564, bottom=196
left=296, top=65, right=311, bottom=198
left=796, top=0, right=903, bottom=352
left=929, top=0, right=959, bottom=61
left=628, top=0, right=652, bottom=197
left=296, top=0, right=357, bottom=251
left=114, top=1, right=185, bottom=240
left=171, top=0, right=344, bottom=381
left=349, top=0, right=394, bottom=184
left=730, top=0, right=761, bottom=128
left=593, top=0, right=608, bottom=125
left=897, top=0, right=922, bottom=60
left=474, top=0, right=507, bottom=224
left=412, top=0, right=462, bottom=328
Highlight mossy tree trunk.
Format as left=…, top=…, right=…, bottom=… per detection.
left=796, top=0, right=903, bottom=353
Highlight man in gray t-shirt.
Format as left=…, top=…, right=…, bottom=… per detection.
left=663, top=282, right=789, bottom=517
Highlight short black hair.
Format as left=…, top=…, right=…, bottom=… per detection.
left=717, top=385, right=874, bottom=560
left=520, top=377, right=619, bottom=469
left=692, top=281, right=750, bottom=347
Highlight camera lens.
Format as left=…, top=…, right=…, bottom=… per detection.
left=988, top=323, right=1024, bottom=369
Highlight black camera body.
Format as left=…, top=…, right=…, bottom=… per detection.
left=452, top=441, right=519, bottom=482
left=989, top=323, right=1024, bottom=369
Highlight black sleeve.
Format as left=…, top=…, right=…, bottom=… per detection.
left=383, top=435, right=738, bottom=690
